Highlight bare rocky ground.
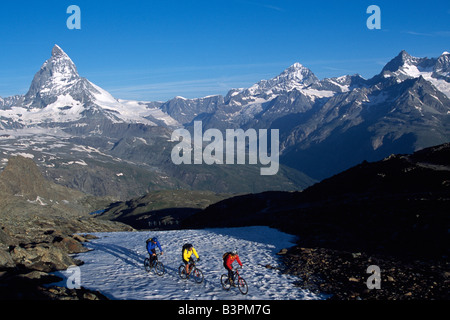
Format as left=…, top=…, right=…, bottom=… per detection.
left=0, top=216, right=133, bottom=300
left=278, top=246, right=449, bottom=300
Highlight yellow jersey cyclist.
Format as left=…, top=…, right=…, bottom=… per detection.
left=182, top=243, right=200, bottom=276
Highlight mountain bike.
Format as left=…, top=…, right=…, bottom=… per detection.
left=221, top=267, right=248, bottom=295
left=144, top=253, right=165, bottom=276
left=178, top=259, right=203, bottom=284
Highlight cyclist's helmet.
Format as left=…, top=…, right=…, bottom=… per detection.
left=232, top=250, right=238, bottom=255
left=151, top=237, right=158, bottom=242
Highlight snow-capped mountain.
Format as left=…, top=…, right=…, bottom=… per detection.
left=378, top=50, right=450, bottom=97
left=1, top=45, right=449, bottom=196
left=159, top=50, right=450, bottom=180
left=278, top=51, right=450, bottom=179
left=243, top=62, right=319, bottom=96
left=164, top=63, right=368, bottom=131
left=0, top=45, right=179, bottom=129
left=0, top=45, right=311, bottom=198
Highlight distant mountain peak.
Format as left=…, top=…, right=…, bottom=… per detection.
left=285, top=62, right=306, bottom=72
left=399, top=49, right=411, bottom=58
left=278, top=62, right=317, bottom=83
left=246, top=62, right=318, bottom=96
left=382, top=50, right=418, bottom=73
left=51, top=44, right=69, bottom=58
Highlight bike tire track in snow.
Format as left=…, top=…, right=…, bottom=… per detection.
left=70, top=226, right=324, bottom=300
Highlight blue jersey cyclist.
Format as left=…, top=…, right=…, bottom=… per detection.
left=147, top=237, right=163, bottom=264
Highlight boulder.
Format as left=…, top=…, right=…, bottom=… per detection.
left=0, top=249, right=15, bottom=269
left=52, top=235, right=89, bottom=254
left=10, top=244, right=75, bottom=272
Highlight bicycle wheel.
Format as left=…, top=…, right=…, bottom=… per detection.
left=237, top=276, right=248, bottom=295
left=221, top=274, right=231, bottom=290
left=192, top=268, right=203, bottom=284
left=179, top=264, right=188, bottom=279
left=155, top=261, right=165, bottom=276
left=144, top=258, right=151, bottom=272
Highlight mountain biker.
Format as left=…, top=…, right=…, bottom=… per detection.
left=223, top=250, right=242, bottom=285
left=147, top=237, right=163, bottom=265
left=182, top=243, right=200, bottom=275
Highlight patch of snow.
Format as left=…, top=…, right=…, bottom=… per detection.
left=27, top=196, right=48, bottom=206
left=11, top=152, right=34, bottom=159
left=62, top=227, right=324, bottom=300
left=89, top=82, right=157, bottom=126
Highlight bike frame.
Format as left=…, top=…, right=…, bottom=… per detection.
left=149, top=252, right=162, bottom=263
left=231, top=267, right=242, bottom=281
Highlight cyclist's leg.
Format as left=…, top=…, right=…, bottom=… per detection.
left=183, top=258, right=190, bottom=275
left=225, top=264, right=234, bottom=284
left=149, top=249, right=157, bottom=265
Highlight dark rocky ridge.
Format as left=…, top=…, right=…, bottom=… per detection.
left=96, top=189, right=233, bottom=230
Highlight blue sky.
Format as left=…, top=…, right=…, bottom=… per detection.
left=0, top=0, right=449, bottom=101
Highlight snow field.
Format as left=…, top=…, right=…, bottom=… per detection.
left=70, top=227, right=323, bottom=300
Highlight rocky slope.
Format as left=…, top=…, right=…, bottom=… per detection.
left=0, top=155, right=133, bottom=299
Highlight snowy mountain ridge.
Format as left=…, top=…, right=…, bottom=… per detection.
left=0, top=45, right=178, bottom=129
left=0, top=45, right=449, bottom=195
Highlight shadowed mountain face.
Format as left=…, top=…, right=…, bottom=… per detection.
left=181, top=143, right=450, bottom=260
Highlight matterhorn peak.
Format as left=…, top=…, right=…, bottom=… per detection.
left=47, top=44, right=78, bottom=75
left=24, top=44, right=81, bottom=103
left=51, top=44, right=68, bottom=57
